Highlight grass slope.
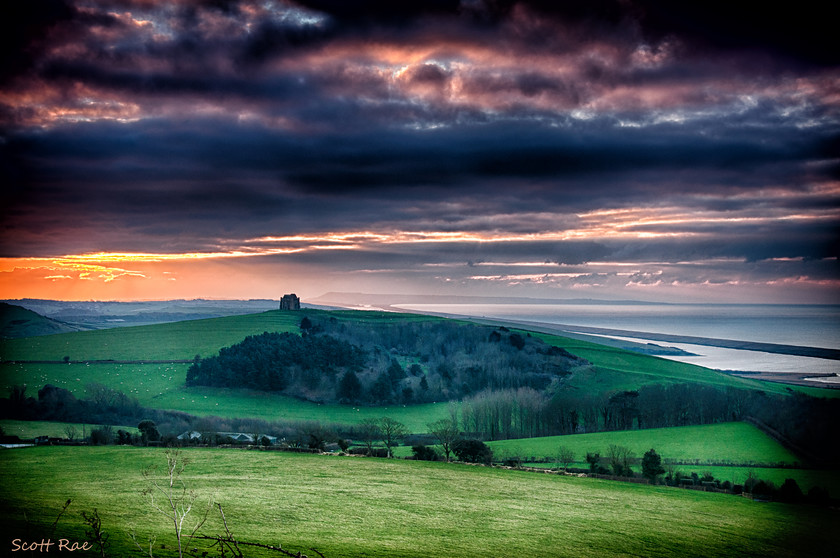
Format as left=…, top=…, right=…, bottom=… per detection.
left=400, top=422, right=840, bottom=496
left=0, top=310, right=305, bottom=361
left=0, top=303, right=82, bottom=338
left=485, top=422, right=799, bottom=465
left=1, top=446, right=837, bottom=558
left=484, top=422, right=840, bottom=496
left=0, top=309, right=829, bottom=429
left=0, top=360, right=453, bottom=430
left=527, top=331, right=796, bottom=395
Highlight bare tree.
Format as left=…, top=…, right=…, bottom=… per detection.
left=607, top=444, right=634, bottom=477
left=64, top=424, right=78, bottom=442
left=356, top=419, right=382, bottom=456
left=556, top=446, right=575, bottom=472
left=379, top=417, right=408, bottom=458
left=81, top=508, right=109, bottom=558
left=136, top=448, right=212, bottom=558
left=427, top=418, right=460, bottom=462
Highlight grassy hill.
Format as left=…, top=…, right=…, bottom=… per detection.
left=0, top=303, right=84, bottom=339
left=393, top=422, right=839, bottom=496
left=527, top=331, right=799, bottom=395
left=1, top=309, right=799, bottom=390
left=2, top=308, right=836, bottom=446
left=1, top=308, right=833, bottom=435
left=482, top=423, right=840, bottom=497
left=1, top=446, right=836, bottom=558
left=485, top=422, right=798, bottom=465
left=0, top=309, right=304, bottom=361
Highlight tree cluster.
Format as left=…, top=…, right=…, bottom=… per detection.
left=186, top=331, right=365, bottom=398
left=185, top=318, right=588, bottom=405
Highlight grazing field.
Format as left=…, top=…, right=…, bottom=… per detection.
left=0, top=310, right=305, bottom=362
left=149, top=386, right=456, bottom=430
left=474, top=422, right=838, bottom=497
left=0, top=362, right=453, bottom=431
left=0, top=419, right=138, bottom=439
left=1, top=446, right=837, bottom=558
left=485, top=422, right=800, bottom=466
left=396, top=422, right=839, bottom=496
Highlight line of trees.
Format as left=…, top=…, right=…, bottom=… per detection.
left=2, top=383, right=193, bottom=434
left=458, top=383, right=840, bottom=463
left=0, top=383, right=379, bottom=450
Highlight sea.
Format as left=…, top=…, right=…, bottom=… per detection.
left=392, top=303, right=840, bottom=385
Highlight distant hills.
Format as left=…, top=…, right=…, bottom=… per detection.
left=309, top=292, right=659, bottom=308
left=0, top=294, right=656, bottom=338
left=0, top=302, right=87, bottom=338
left=0, top=298, right=289, bottom=335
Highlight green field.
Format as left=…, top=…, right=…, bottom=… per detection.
left=485, top=423, right=799, bottom=465
left=1, top=309, right=820, bottom=430
left=0, top=419, right=138, bottom=439
left=482, top=422, right=839, bottom=497
left=1, top=446, right=836, bottom=558
left=657, top=465, right=840, bottom=499
left=0, top=310, right=463, bottom=429
left=2, top=311, right=838, bottom=557
left=0, top=361, right=453, bottom=431
left=396, top=422, right=839, bottom=496
left=0, top=310, right=305, bottom=361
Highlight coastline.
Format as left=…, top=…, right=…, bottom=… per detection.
left=360, top=303, right=840, bottom=390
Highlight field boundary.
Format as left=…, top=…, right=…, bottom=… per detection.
left=744, top=416, right=822, bottom=466
left=1, top=359, right=192, bottom=365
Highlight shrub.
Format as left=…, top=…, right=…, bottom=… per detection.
left=607, top=444, right=634, bottom=477
left=138, top=420, right=161, bottom=444
left=89, top=426, right=113, bottom=446
left=752, top=480, right=775, bottom=498
left=585, top=452, right=600, bottom=473
left=411, top=445, right=440, bottom=461
left=641, top=449, right=665, bottom=482
left=777, top=478, right=803, bottom=503
left=453, top=439, right=493, bottom=465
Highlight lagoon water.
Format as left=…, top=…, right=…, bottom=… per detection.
left=394, top=303, right=840, bottom=382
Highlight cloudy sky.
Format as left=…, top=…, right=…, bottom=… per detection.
left=1, top=0, right=838, bottom=304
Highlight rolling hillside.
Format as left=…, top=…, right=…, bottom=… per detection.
left=0, top=309, right=822, bottom=428
left=1, top=446, right=837, bottom=558
left=0, top=303, right=85, bottom=339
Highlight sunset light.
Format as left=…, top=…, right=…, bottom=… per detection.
left=1, top=0, right=837, bottom=304
left=2, top=5, right=839, bottom=556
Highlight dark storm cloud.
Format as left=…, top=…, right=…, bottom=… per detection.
left=1, top=1, right=838, bottom=302
left=469, top=1, right=838, bottom=67
left=4, top=114, right=833, bottom=217
left=0, top=0, right=84, bottom=84
left=287, top=0, right=839, bottom=66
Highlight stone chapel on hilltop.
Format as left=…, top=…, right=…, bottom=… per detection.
left=279, top=293, right=301, bottom=310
